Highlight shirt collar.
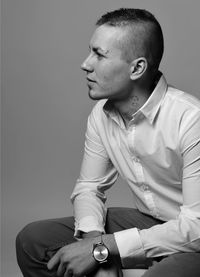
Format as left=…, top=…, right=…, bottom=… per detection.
left=103, top=100, right=125, bottom=128
left=140, top=74, right=167, bottom=124
left=103, top=73, right=168, bottom=126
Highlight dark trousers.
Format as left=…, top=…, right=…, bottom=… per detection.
left=16, top=207, right=200, bottom=277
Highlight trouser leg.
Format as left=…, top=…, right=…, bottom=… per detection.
left=16, top=217, right=76, bottom=277
left=143, top=253, right=200, bottom=277
left=16, top=207, right=163, bottom=277
left=105, top=207, right=164, bottom=233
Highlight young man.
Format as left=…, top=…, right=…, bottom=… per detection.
left=16, top=8, right=200, bottom=277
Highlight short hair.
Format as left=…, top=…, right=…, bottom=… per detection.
left=96, top=8, right=164, bottom=71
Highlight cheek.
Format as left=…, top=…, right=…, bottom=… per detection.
left=99, top=65, right=129, bottom=88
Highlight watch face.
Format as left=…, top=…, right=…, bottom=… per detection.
left=93, top=244, right=109, bottom=262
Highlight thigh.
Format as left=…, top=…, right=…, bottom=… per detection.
left=17, top=217, right=76, bottom=261
left=17, top=208, right=163, bottom=261
left=105, top=207, right=164, bottom=233
left=143, top=253, right=200, bottom=277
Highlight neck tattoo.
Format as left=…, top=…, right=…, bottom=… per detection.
left=131, top=95, right=139, bottom=107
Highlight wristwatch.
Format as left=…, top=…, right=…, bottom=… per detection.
left=92, top=235, right=109, bottom=264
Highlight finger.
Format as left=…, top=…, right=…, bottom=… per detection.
left=57, top=262, right=65, bottom=277
left=64, top=268, right=73, bottom=277
left=119, top=268, right=123, bottom=277
left=47, top=251, right=60, bottom=270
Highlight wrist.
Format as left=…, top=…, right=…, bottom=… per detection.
left=101, top=234, right=120, bottom=257
left=93, top=235, right=110, bottom=264
left=91, top=234, right=121, bottom=267
left=100, top=234, right=122, bottom=267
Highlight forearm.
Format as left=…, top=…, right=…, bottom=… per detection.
left=71, top=190, right=107, bottom=237
left=140, top=204, right=200, bottom=257
left=114, top=203, right=200, bottom=268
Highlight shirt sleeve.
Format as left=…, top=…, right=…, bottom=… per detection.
left=114, top=202, right=200, bottom=268
left=71, top=104, right=118, bottom=238
left=114, top=109, right=200, bottom=268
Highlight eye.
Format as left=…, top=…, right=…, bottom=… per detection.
left=88, top=46, right=106, bottom=60
left=95, top=52, right=104, bottom=60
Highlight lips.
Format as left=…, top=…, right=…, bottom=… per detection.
left=86, top=77, right=96, bottom=83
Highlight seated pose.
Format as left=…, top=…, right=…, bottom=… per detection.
left=16, top=8, right=200, bottom=277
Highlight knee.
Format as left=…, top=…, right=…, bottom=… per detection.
left=16, top=221, right=44, bottom=257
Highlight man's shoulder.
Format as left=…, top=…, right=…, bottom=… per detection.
left=166, top=86, right=200, bottom=112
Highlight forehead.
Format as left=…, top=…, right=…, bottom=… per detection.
left=89, top=25, right=127, bottom=54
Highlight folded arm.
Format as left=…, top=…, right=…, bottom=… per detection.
left=71, top=109, right=118, bottom=237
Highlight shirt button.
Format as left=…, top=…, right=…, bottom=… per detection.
left=141, top=184, right=149, bottom=191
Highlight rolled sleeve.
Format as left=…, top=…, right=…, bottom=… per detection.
left=74, top=215, right=105, bottom=238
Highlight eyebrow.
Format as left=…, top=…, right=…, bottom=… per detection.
left=90, top=45, right=109, bottom=55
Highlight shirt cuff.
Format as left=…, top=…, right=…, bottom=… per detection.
left=114, top=228, right=145, bottom=268
left=74, top=216, right=105, bottom=238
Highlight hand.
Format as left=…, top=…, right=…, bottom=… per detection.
left=47, top=238, right=98, bottom=277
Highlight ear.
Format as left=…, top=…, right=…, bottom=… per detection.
left=130, top=57, right=148, bottom=80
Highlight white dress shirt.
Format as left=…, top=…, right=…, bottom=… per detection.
left=71, top=74, right=200, bottom=268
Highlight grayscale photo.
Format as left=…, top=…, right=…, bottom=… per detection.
left=1, top=1, right=200, bottom=277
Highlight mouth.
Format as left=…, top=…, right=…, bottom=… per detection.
left=86, top=77, right=96, bottom=83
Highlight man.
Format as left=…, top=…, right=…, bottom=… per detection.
left=16, top=8, right=200, bottom=277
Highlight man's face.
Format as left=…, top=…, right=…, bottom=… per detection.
left=81, top=25, right=134, bottom=101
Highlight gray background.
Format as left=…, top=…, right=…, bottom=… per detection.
left=1, top=1, right=200, bottom=276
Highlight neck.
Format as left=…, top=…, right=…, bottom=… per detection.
left=112, top=73, right=160, bottom=127
left=113, top=88, right=150, bottom=126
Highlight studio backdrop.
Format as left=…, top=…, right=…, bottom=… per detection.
left=2, top=1, right=200, bottom=276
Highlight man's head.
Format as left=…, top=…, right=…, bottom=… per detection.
left=96, top=8, right=164, bottom=71
left=81, top=8, right=164, bottom=101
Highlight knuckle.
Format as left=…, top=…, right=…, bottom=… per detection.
left=73, top=267, right=82, bottom=277
left=60, top=250, right=67, bottom=259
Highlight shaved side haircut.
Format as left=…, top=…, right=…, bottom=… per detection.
left=96, top=8, right=164, bottom=71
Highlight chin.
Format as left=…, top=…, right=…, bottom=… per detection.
left=88, top=89, right=107, bottom=101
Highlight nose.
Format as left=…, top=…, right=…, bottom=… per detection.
left=81, top=54, right=93, bottom=73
